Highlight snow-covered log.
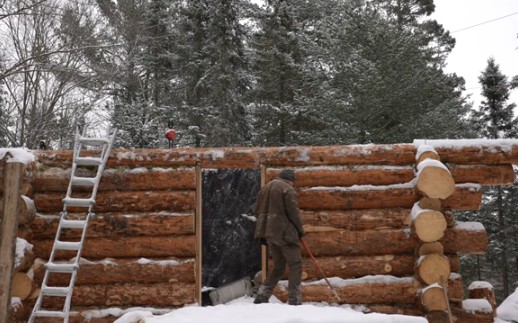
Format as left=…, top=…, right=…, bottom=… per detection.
left=273, top=274, right=463, bottom=305
left=14, top=238, right=34, bottom=272
left=35, top=144, right=418, bottom=169
left=468, top=281, right=496, bottom=313
left=32, top=235, right=195, bottom=260
left=32, top=257, right=195, bottom=286
left=20, top=212, right=194, bottom=240
left=31, top=167, right=196, bottom=192
left=449, top=164, right=515, bottom=185
left=33, top=190, right=195, bottom=213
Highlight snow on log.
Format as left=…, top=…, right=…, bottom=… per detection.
left=298, top=184, right=481, bottom=211
left=420, top=283, right=448, bottom=312
left=411, top=203, right=447, bottom=242
left=300, top=222, right=486, bottom=257
left=266, top=166, right=415, bottom=187
left=32, top=257, right=195, bottom=286
left=0, top=195, right=36, bottom=225
left=415, top=254, right=451, bottom=285
left=35, top=144, right=418, bottom=168
left=413, top=139, right=518, bottom=165
left=468, top=281, right=496, bottom=312
left=32, top=235, right=195, bottom=260
left=32, top=190, right=195, bottom=213
left=416, top=159, right=455, bottom=199
left=416, top=145, right=440, bottom=164
left=10, top=272, right=35, bottom=301
left=39, top=282, right=194, bottom=308
left=21, top=212, right=194, bottom=240
left=298, top=254, right=458, bottom=281
left=31, top=167, right=196, bottom=192
left=14, top=238, right=34, bottom=272
left=274, top=274, right=463, bottom=304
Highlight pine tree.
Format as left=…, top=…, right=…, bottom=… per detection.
left=468, top=57, right=518, bottom=301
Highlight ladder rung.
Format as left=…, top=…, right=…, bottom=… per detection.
left=79, top=137, right=109, bottom=146
left=63, top=197, right=95, bottom=207
left=71, top=176, right=97, bottom=186
left=34, top=310, right=66, bottom=318
left=41, top=286, right=70, bottom=297
left=60, top=219, right=87, bottom=229
left=54, top=240, right=81, bottom=251
left=75, top=157, right=103, bottom=166
left=45, top=262, right=79, bottom=273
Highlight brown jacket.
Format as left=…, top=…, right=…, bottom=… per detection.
left=253, top=179, right=304, bottom=245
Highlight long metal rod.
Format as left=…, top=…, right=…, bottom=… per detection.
left=300, top=238, right=341, bottom=302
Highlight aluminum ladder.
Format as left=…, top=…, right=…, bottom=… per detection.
left=29, top=128, right=117, bottom=322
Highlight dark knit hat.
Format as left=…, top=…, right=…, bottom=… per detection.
left=279, top=169, right=296, bottom=182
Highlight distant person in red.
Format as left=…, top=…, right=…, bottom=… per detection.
left=253, top=169, right=305, bottom=305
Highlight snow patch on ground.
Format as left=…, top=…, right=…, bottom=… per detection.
left=115, top=297, right=427, bottom=323
left=497, top=287, right=518, bottom=322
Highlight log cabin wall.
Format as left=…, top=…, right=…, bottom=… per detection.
left=4, top=140, right=518, bottom=322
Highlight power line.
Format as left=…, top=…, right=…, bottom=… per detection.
left=451, top=11, right=518, bottom=33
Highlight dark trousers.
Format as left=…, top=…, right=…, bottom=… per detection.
left=257, top=241, right=302, bottom=304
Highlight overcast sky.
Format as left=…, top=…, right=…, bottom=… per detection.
left=431, top=0, right=518, bottom=110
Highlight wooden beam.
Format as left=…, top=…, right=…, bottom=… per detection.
left=0, top=157, right=24, bottom=323
left=194, top=164, right=202, bottom=304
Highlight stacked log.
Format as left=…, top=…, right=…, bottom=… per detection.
left=3, top=139, right=516, bottom=321
left=413, top=145, right=455, bottom=322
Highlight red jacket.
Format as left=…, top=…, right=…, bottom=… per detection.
left=253, top=179, right=304, bottom=245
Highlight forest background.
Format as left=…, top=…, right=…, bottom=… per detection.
left=0, top=0, right=517, bottom=304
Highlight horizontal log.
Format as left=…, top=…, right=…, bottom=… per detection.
left=267, top=166, right=414, bottom=187
left=40, top=282, right=194, bottom=308
left=31, top=167, right=196, bottom=192
left=298, top=184, right=482, bottom=211
left=413, top=139, right=518, bottom=165
left=32, top=235, right=195, bottom=260
left=33, top=190, right=195, bottom=213
left=21, top=212, right=194, bottom=240
left=33, top=257, right=195, bottom=286
left=14, top=238, right=35, bottom=272
left=301, top=222, right=487, bottom=257
left=0, top=195, right=36, bottom=225
left=35, top=144, right=418, bottom=169
left=274, top=274, right=463, bottom=304
left=297, top=254, right=459, bottom=280
left=449, top=164, right=516, bottom=185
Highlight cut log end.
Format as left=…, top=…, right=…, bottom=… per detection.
left=417, top=165, right=455, bottom=199
left=418, top=197, right=442, bottom=211
left=11, top=272, right=35, bottom=301
left=416, top=254, right=451, bottom=285
left=421, top=285, right=448, bottom=312
left=412, top=210, right=447, bottom=242
left=417, top=242, right=444, bottom=256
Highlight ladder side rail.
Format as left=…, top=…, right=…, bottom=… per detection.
left=89, top=129, right=117, bottom=201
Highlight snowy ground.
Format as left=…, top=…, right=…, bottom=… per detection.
left=114, top=296, right=427, bottom=323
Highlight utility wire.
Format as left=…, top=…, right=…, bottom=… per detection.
left=451, top=11, right=518, bottom=33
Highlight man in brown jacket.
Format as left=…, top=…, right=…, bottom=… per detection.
left=253, top=169, right=305, bottom=305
